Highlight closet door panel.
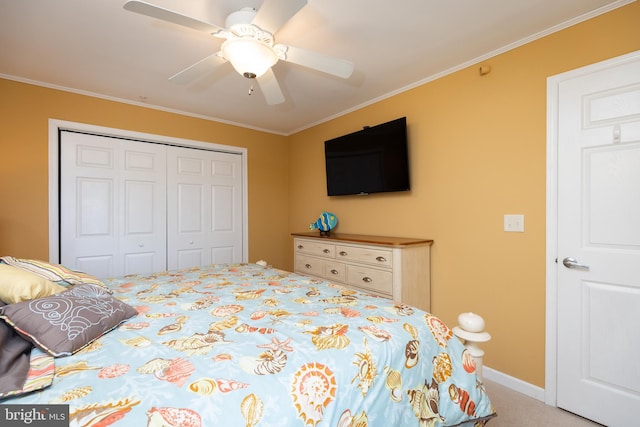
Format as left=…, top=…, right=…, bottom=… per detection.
left=177, top=183, right=204, bottom=233
left=120, top=180, right=165, bottom=276
left=61, top=132, right=167, bottom=278
left=168, top=149, right=209, bottom=270
left=212, top=185, right=233, bottom=231
left=78, top=178, right=112, bottom=236
left=176, top=250, right=205, bottom=270
left=175, top=182, right=206, bottom=269
left=208, top=153, right=243, bottom=264
left=119, top=146, right=167, bottom=276
left=74, top=177, right=115, bottom=278
left=212, top=247, right=234, bottom=264
left=61, top=134, right=118, bottom=278
left=167, top=147, right=243, bottom=269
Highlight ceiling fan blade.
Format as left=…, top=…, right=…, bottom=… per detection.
left=256, top=69, right=285, bottom=105
left=251, top=0, right=307, bottom=34
left=169, top=52, right=227, bottom=84
left=123, top=0, right=223, bottom=34
left=278, top=45, right=354, bottom=79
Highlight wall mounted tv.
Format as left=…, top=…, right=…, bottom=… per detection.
left=324, top=116, right=410, bottom=196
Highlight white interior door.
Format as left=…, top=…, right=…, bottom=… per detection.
left=60, top=132, right=167, bottom=278
left=555, top=52, right=640, bottom=426
left=167, top=146, right=243, bottom=270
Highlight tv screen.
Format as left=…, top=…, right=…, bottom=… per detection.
left=324, top=117, right=410, bottom=196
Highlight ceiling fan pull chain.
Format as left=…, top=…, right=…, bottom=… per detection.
left=248, top=80, right=254, bottom=96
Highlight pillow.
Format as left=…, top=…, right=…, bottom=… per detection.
left=0, top=264, right=67, bottom=304
left=0, top=284, right=137, bottom=357
left=0, top=256, right=109, bottom=292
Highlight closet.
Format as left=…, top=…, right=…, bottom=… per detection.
left=59, top=130, right=244, bottom=279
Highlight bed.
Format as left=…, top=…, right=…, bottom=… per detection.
left=1, top=258, right=496, bottom=426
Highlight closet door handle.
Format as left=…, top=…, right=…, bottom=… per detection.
left=562, top=257, right=589, bottom=270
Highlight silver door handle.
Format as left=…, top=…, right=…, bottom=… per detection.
left=562, top=257, right=589, bottom=270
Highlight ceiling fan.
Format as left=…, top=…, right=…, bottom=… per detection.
left=123, top=0, right=355, bottom=105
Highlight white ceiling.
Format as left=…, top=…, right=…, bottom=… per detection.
left=0, top=0, right=630, bottom=135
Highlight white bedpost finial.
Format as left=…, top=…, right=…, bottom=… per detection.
left=453, top=312, right=491, bottom=380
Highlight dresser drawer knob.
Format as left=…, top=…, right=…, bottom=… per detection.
left=305, top=264, right=312, bottom=269
left=297, top=245, right=304, bottom=249
left=339, top=251, right=348, bottom=256
left=362, top=277, right=373, bottom=283
left=330, top=269, right=339, bottom=275
left=323, top=249, right=330, bottom=254
left=376, top=256, right=387, bottom=262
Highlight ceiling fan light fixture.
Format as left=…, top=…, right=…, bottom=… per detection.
left=222, top=38, right=278, bottom=79
left=225, top=7, right=257, bottom=29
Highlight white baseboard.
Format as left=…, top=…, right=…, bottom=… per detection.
left=482, top=366, right=546, bottom=403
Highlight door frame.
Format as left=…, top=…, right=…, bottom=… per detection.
left=545, top=49, right=640, bottom=407
left=48, top=118, right=249, bottom=265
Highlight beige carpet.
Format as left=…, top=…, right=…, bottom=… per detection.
left=482, top=379, right=604, bottom=426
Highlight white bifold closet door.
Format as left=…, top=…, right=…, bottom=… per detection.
left=60, top=132, right=167, bottom=278
left=167, top=145, right=243, bottom=270
left=60, top=131, right=243, bottom=279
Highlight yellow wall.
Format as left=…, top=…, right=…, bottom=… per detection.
left=0, top=80, right=291, bottom=268
left=288, top=2, right=640, bottom=387
left=1, top=2, right=638, bottom=389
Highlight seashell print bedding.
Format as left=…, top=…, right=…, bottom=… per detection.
left=5, top=263, right=496, bottom=426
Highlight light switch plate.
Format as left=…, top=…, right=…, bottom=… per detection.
left=504, top=214, right=525, bottom=232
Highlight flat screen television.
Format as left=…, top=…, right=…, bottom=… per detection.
left=324, top=117, right=410, bottom=196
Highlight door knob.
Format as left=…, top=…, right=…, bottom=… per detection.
left=562, top=257, right=590, bottom=270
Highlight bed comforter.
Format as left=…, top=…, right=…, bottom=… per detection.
left=2, top=263, right=495, bottom=426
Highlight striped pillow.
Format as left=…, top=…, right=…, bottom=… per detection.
left=0, top=264, right=66, bottom=304
left=0, top=256, right=110, bottom=293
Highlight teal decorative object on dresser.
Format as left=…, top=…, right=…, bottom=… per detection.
left=309, top=212, right=338, bottom=236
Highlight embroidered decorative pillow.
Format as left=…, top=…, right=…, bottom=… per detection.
left=0, top=256, right=109, bottom=292
left=0, top=264, right=67, bottom=304
left=0, top=284, right=137, bottom=357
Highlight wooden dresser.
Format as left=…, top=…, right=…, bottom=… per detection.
left=291, top=232, right=433, bottom=312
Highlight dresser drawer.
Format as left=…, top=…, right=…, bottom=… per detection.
left=294, top=238, right=335, bottom=259
left=295, top=254, right=325, bottom=277
left=336, top=244, right=392, bottom=268
left=346, top=265, right=393, bottom=295
left=324, top=260, right=346, bottom=282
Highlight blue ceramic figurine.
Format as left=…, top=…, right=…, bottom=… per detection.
left=309, top=212, right=338, bottom=236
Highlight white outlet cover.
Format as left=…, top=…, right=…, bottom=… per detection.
left=504, top=214, right=525, bottom=232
